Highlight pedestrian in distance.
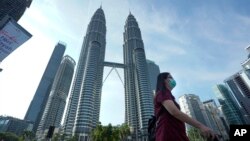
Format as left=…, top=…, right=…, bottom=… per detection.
left=154, top=72, right=217, bottom=141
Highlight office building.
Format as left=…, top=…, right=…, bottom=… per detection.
left=203, top=100, right=229, bottom=140
left=224, top=71, right=250, bottom=124
left=0, top=115, right=33, bottom=136
left=179, top=94, right=211, bottom=130
left=217, top=106, right=230, bottom=132
left=36, top=55, right=75, bottom=140
left=24, top=42, right=66, bottom=133
left=241, top=46, right=250, bottom=79
left=0, top=0, right=32, bottom=21
left=213, top=84, right=246, bottom=125
left=146, top=59, right=160, bottom=96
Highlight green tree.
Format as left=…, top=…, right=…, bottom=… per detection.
left=187, top=127, right=206, bottom=141
left=0, top=132, right=20, bottom=141
left=104, top=123, right=113, bottom=141
left=20, top=130, right=35, bottom=141
left=52, top=133, right=61, bottom=141
left=91, top=124, right=104, bottom=141
left=90, top=123, right=131, bottom=141
left=66, top=135, right=78, bottom=141
left=112, top=127, right=120, bottom=141
left=119, top=123, right=130, bottom=141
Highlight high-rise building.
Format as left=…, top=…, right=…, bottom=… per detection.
left=123, top=13, right=154, bottom=140
left=213, top=84, right=246, bottom=125
left=0, top=116, right=33, bottom=136
left=203, top=99, right=229, bottom=140
left=241, top=46, right=250, bottom=79
left=146, top=59, right=160, bottom=96
left=63, top=8, right=106, bottom=141
left=36, top=55, right=75, bottom=140
left=24, top=42, right=66, bottom=133
left=217, top=106, right=230, bottom=132
left=179, top=94, right=211, bottom=130
left=63, top=8, right=154, bottom=141
left=0, top=0, right=32, bottom=21
left=224, top=71, right=250, bottom=124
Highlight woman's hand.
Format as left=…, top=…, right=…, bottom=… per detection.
left=198, top=125, right=216, bottom=140
left=162, top=100, right=218, bottom=141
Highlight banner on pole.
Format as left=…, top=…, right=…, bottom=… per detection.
left=0, top=17, right=32, bottom=62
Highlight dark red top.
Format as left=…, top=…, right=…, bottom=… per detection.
left=154, top=90, right=189, bottom=141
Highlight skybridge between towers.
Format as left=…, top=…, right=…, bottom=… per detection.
left=63, top=7, right=154, bottom=141
left=103, top=61, right=125, bottom=86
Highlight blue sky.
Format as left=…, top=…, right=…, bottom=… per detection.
left=0, top=0, right=250, bottom=126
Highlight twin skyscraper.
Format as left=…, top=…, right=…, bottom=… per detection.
left=63, top=7, right=154, bottom=141
left=26, top=7, right=154, bottom=141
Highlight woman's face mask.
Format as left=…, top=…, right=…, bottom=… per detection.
left=169, top=78, right=177, bottom=89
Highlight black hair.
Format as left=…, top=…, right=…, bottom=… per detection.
left=156, top=72, right=170, bottom=94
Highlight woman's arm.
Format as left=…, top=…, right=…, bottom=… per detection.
left=162, top=100, right=215, bottom=139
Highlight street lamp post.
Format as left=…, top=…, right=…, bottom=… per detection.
left=0, top=61, right=2, bottom=72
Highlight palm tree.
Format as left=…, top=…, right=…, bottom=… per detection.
left=91, top=124, right=104, bottom=141
left=90, top=123, right=131, bottom=141
left=119, top=124, right=130, bottom=141
left=105, top=123, right=113, bottom=141
left=20, top=130, right=35, bottom=141
left=112, top=127, right=120, bottom=141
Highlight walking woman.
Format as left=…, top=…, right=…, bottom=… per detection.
left=154, top=72, right=216, bottom=141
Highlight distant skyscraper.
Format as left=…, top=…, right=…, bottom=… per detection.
left=24, top=42, right=66, bottom=133
left=123, top=13, right=154, bottom=140
left=0, top=0, right=32, bottom=21
left=224, top=71, right=250, bottom=124
left=146, top=59, right=160, bottom=95
left=217, top=106, right=230, bottom=132
left=179, top=94, right=211, bottom=130
left=63, top=7, right=154, bottom=141
left=63, top=8, right=106, bottom=141
left=203, top=99, right=229, bottom=140
left=241, top=46, right=250, bottom=79
left=213, top=84, right=246, bottom=125
left=36, top=55, right=75, bottom=140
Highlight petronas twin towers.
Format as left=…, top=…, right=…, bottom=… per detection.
left=63, top=7, right=153, bottom=141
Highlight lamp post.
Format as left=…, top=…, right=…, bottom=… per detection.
left=0, top=60, right=2, bottom=72
left=0, top=61, right=2, bottom=72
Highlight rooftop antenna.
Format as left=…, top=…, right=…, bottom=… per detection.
left=128, top=0, right=131, bottom=14
left=100, top=1, right=102, bottom=9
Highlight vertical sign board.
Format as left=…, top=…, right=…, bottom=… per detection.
left=0, top=18, right=32, bottom=62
